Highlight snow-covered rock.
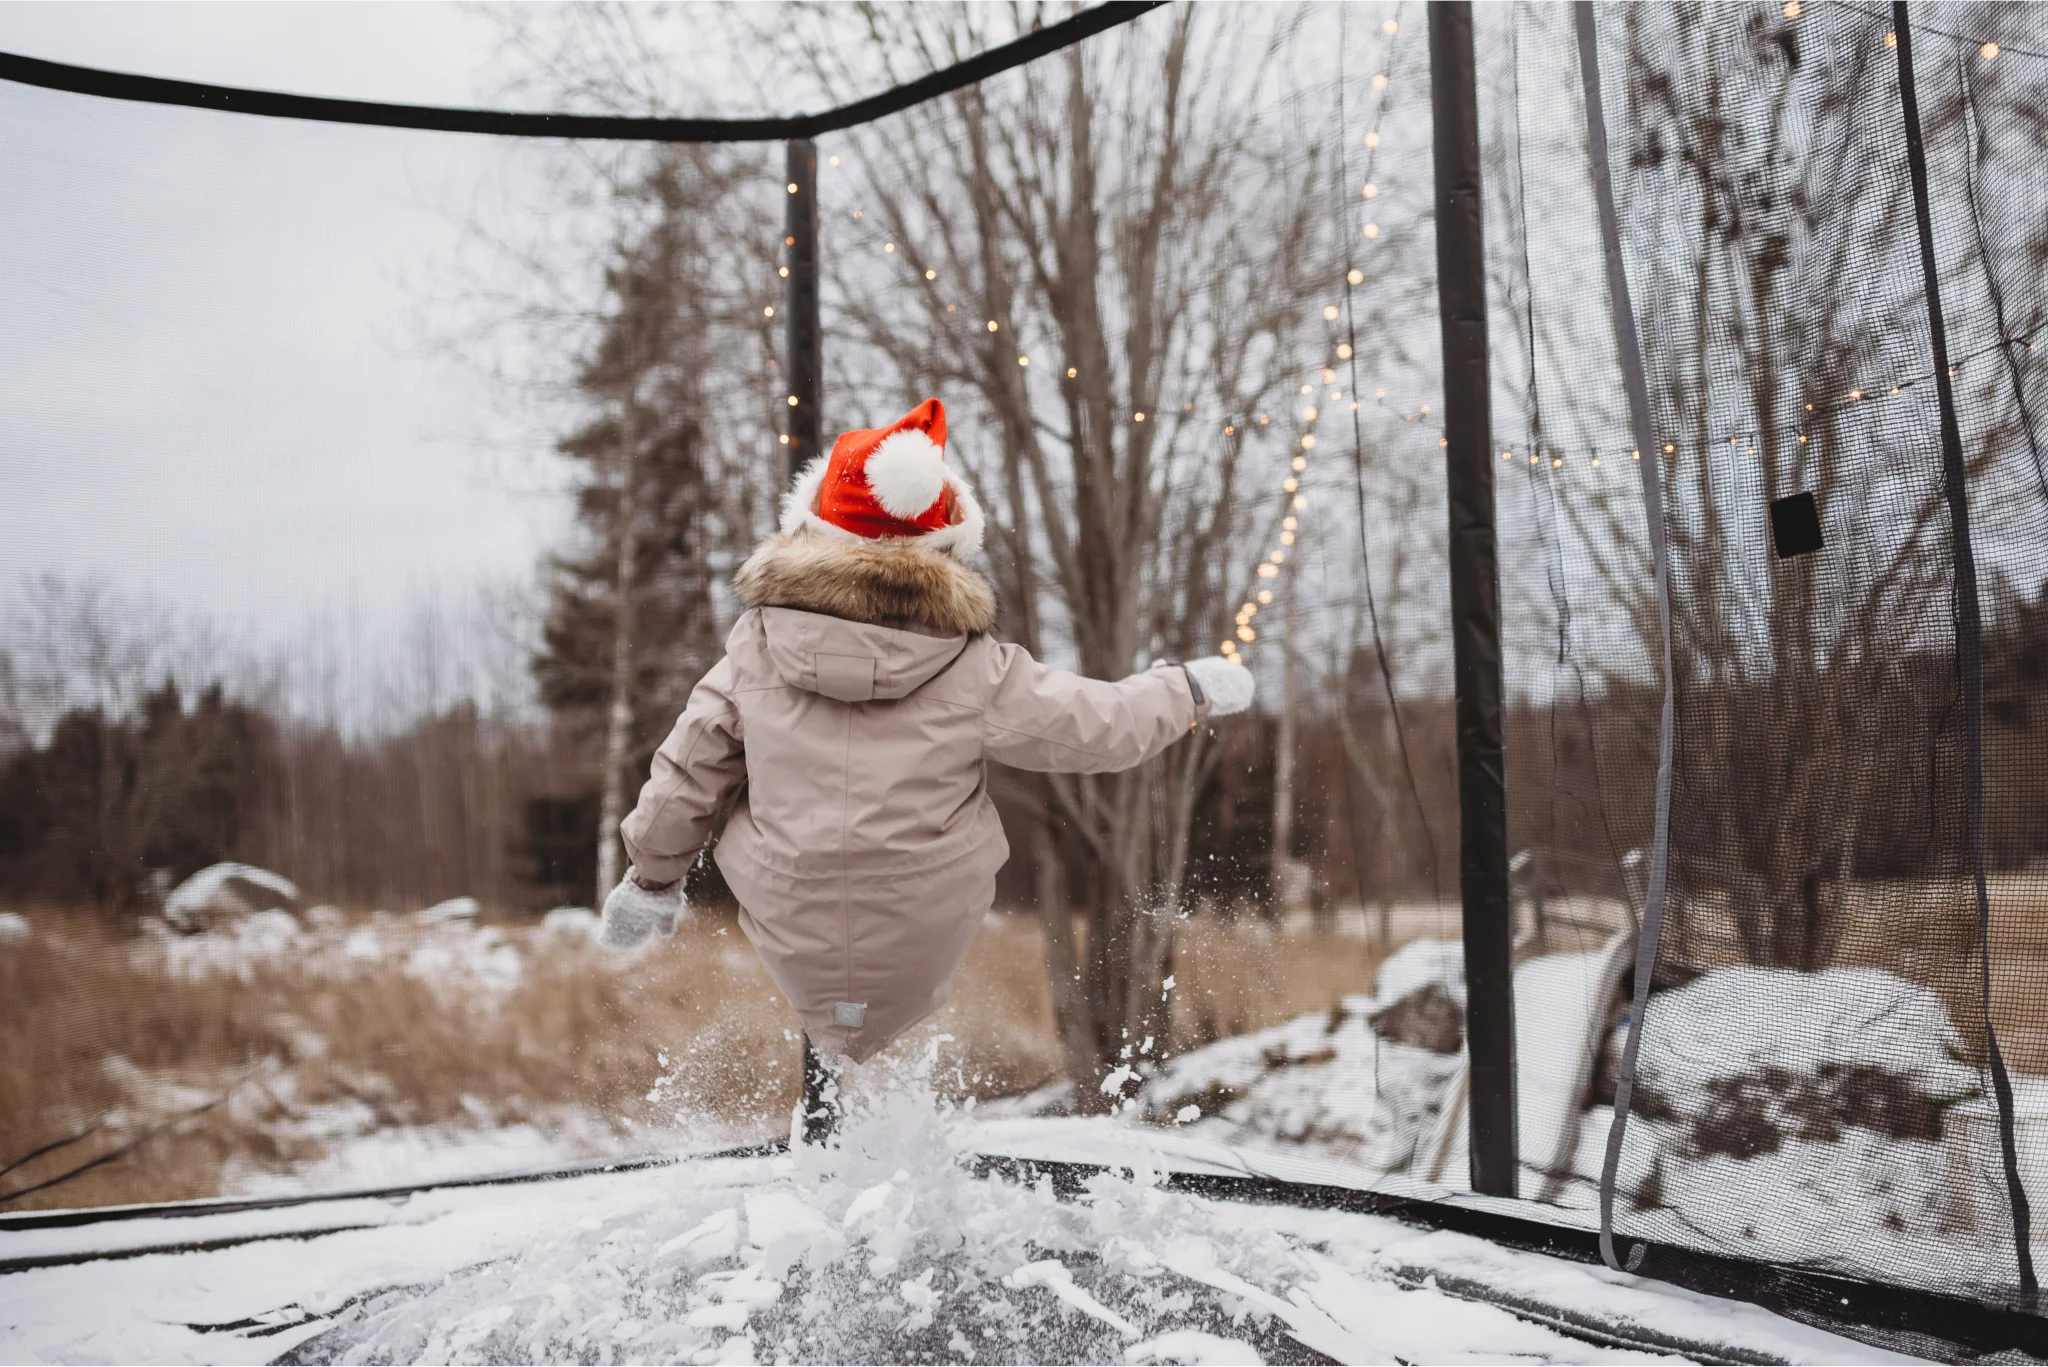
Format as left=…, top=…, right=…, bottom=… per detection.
left=161, top=863, right=300, bottom=933
left=417, top=896, right=481, bottom=925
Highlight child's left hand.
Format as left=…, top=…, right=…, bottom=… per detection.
left=599, top=867, right=688, bottom=950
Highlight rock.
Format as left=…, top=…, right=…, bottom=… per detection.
left=417, top=897, right=480, bottom=924
left=161, top=863, right=301, bottom=933
left=1367, top=981, right=1465, bottom=1054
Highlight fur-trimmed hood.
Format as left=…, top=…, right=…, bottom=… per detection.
left=734, top=529, right=998, bottom=637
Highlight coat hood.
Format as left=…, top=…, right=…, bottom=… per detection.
left=751, top=608, right=969, bottom=702
left=733, top=526, right=998, bottom=637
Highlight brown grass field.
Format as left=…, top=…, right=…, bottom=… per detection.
left=0, top=907, right=1389, bottom=1213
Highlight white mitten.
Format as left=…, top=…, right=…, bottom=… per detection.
left=599, top=867, right=688, bottom=951
left=1182, top=656, right=1256, bottom=717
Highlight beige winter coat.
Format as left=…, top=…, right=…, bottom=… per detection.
left=620, top=529, right=1209, bottom=1061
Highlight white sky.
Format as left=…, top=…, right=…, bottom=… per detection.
left=0, top=3, right=585, bottom=673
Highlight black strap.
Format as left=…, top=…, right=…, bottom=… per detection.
left=1573, top=2, right=1677, bottom=1276
left=1894, top=1, right=2037, bottom=1303
left=0, top=3, right=1164, bottom=143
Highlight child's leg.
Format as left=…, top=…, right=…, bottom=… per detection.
left=796, top=1034, right=842, bottom=1144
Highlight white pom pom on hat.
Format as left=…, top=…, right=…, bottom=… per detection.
left=864, top=428, right=949, bottom=519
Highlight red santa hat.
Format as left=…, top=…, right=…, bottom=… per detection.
left=781, top=398, right=985, bottom=559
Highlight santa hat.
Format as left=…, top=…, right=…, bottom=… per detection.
left=781, top=398, right=985, bottom=559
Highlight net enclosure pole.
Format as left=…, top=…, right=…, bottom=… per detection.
left=783, top=138, right=823, bottom=487
left=1428, top=0, right=1516, bottom=1198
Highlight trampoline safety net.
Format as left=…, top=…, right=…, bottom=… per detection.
left=0, top=0, right=2044, bottom=1329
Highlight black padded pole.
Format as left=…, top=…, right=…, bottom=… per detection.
left=783, top=138, right=823, bottom=487
left=1429, top=0, right=1516, bottom=1198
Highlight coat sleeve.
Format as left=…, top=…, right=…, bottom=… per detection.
left=619, top=656, right=746, bottom=886
left=978, top=642, right=1211, bottom=774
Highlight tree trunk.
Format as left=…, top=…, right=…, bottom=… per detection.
left=595, top=402, right=640, bottom=906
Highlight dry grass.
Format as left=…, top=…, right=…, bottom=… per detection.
left=0, top=907, right=1389, bottom=1212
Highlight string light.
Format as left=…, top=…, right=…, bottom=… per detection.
left=1981, top=42, right=2000, bottom=61
left=1300, top=434, right=1317, bottom=450
left=1782, top=0, right=1800, bottom=16
left=1283, top=516, right=1298, bottom=531
left=1293, top=495, right=1307, bottom=510
left=1348, top=268, right=1364, bottom=285
left=1239, top=626, right=1257, bottom=642
left=1382, top=18, right=1398, bottom=34
left=1258, top=589, right=1273, bottom=604
left=1292, top=455, right=1308, bottom=471
left=1225, top=425, right=1237, bottom=435
left=884, top=242, right=896, bottom=253
left=779, top=266, right=790, bottom=278
left=1281, top=531, right=1296, bottom=546
left=785, top=235, right=796, bottom=246
left=1283, top=477, right=1298, bottom=492
left=1259, top=563, right=1278, bottom=579
left=1018, top=356, right=1030, bottom=367
left=764, top=306, right=776, bottom=318
left=925, top=269, right=937, bottom=280
left=1336, top=343, right=1355, bottom=359
left=786, top=182, right=799, bottom=193
left=1886, top=30, right=1897, bottom=48
left=787, top=395, right=800, bottom=407
left=1372, top=73, right=1389, bottom=89
left=779, top=434, right=790, bottom=445
left=1303, top=405, right=1319, bottom=421
left=1324, top=306, right=1341, bottom=321
left=986, top=320, right=999, bottom=332
left=829, top=155, right=840, bottom=166
left=1270, top=550, right=1286, bottom=564
left=1299, top=384, right=1313, bottom=395
left=1135, top=412, right=1147, bottom=422
left=1363, top=223, right=1381, bottom=239
left=1068, top=367, right=1078, bottom=378
left=1361, top=183, right=1379, bottom=199
left=1363, top=132, right=1380, bottom=149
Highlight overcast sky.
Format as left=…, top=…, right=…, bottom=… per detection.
left=0, top=4, right=604, bottom=691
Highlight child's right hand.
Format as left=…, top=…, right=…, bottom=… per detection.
left=599, top=867, right=688, bottom=951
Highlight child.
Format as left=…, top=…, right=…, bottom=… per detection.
left=599, top=398, right=1253, bottom=1066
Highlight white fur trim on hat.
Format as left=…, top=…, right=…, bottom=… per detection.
left=920, top=470, right=986, bottom=560
left=865, top=429, right=948, bottom=519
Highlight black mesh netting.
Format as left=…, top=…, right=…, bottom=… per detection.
left=2, top=0, right=2046, bottom=1333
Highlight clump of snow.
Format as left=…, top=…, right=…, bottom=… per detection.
left=403, top=924, right=523, bottom=999
left=0, top=910, right=29, bottom=945
left=417, top=895, right=480, bottom=924
left=541, top=906, right=600, bottom=941
left=144, top=909, right=308, bottom=983
left=1364, top=936, right=1467, bottom=1011
left=160, top=862, right=300, bottom=933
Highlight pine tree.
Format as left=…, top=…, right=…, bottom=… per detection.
left=531, top=147, right=776, bottom=906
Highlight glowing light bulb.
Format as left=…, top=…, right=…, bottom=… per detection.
left=779, top=434, right=790, bottom=445
left=764, top=306, right=776, bottom=317
left=1303, top=406, right=1318, bottom=421
left=1300, top=434, right=1317, bottom=450
left=1372, top=73, right=1389, bottom=89
left=925, top=269, right=937, bottom=280
left=1362, top=183, right=1379, bottom=199
left=1281, top=531, right=1296, bottom=546
left=1135, top=412, right=1147, bottom=422
left=1501, top=450, right=1513, bottom=460
left=1783, top=0, right=1800, bottom=15
left=1271, top=549, right=1286, bottom=564
left=1292, top=456, right=1308, bottom=471
left=1018, top=356, right=1029, bottom=367
left=787, top=395, right=800, bottom=407
left=1336, top=343, right=1354, bottom=359
left=884, top=242, right=895, bottom=253
left=1067, top=367, right=1078, bottom=378
left=1363, top=223, right=1380, bottom=239
left=1347, top=268, right=1364, bottom=285
left=1292, top=495, right=1307, bottom=510
left=786, top=182, right=799, bottom=193
left=1364, top=132, right=1381, bottom=149
left=1321, top=368, right=1337, bottom=383
left=1283, top=516, right=1298, bottom=531
left=1376, top=388, right=1386, bottom=398
left=779, top=266, right=790, bottom=277
left=1383, top=18, right=1398, bottom=34
left=1258, top=563, right=1278, bottom=579
left=986, top=320, right=999, bottom=332
left=830, top=155, right=840, bottom=166
left=1324, top=305, right=1341, bottom=321
left=1886, top=30, right=1897, bottom=48
left=1982, top=41, right=2000, bottom=60
left=1225, top=425, right=1237, bottom=436
left=1282, top=477, right=1298, bottom=492
left=1259, top=590, right=1273, bottom=604
left=1552, top=456, right=1564, bottom=468
left=1591, top=456, right=1601, bottom=467
left=1239, top=625, right=1257, bottom=642
left=1299, top=384, right=1313, bottom=395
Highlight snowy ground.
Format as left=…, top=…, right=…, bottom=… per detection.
left=0, top=1049, right=1906, bottom=1366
